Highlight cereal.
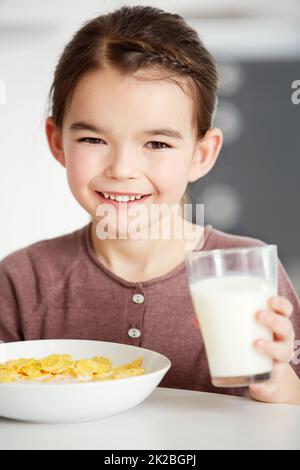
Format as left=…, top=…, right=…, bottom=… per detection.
left=0, top=354, right=145, bottom=384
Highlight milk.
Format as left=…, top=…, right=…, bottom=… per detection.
left=190, top=275, right=275, bottom=380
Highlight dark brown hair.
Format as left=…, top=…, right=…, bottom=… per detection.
left=47, top=5, right=219, bottom=139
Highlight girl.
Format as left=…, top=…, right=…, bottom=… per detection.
left=1, top=5, right=300, bottom=404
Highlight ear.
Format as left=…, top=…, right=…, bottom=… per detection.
left=188, top=127, right=223, bottom=183
left=45, top=116, right=66, bottom=168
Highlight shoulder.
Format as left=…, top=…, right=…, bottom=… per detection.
left=205, top=225, right=267, bottom=250
left=204, top=225, right=299, bottom=304
left=0, top=224, right=87, bottom=284
left=206, top=225, right=300, bottom=338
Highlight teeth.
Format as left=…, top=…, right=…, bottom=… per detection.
left=101, top=192, right=144, bottom=202
left=115, top=195, right=130, bottom=202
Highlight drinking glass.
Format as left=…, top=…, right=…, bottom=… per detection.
left=185, top=245, right=278, bottom=387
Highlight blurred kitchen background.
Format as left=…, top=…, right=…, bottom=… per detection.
left=0, top=0, right=299, bottom=293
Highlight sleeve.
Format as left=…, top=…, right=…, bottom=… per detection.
left=0, top=260, right=23, bottom=343
left=277, top=258, right=300, bottom=378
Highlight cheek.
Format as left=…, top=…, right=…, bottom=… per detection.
left=152, top=156, right=189, bottom=195
left=65, top=148, right=100, bottom=191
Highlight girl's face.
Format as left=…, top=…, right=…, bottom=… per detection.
left=46, top=66, right=221, bottom=237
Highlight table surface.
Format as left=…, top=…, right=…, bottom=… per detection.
left=0, top=387, right=299, bottom=450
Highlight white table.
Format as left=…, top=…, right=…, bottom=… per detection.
left=0, top=387, right=299, bottom=450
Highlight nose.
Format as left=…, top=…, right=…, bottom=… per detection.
left=104, top=148, right=140, bottom=181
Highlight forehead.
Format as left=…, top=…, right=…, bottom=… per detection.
left=64, top=67, right=195, bottom=138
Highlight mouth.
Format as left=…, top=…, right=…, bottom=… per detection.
left=95, top=191, right=151, bottom=206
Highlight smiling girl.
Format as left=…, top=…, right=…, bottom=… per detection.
left=1, top=5, right=300, bottom=404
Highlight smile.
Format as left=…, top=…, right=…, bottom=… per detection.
left=95, top=191, right=151, bottom=205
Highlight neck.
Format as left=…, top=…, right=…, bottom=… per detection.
left=89, top=212, right=204, bottom=280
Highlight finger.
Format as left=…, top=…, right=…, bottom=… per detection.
left=268, top=295, right=293, bottom=318
left=256, top=309, right=295, bottom=341
left=248, top=364, right=286, bottom=399
left=254, top=339, right=294, bottom=363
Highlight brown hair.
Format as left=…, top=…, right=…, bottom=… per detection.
left=47, top=5, right=219, bottom=205
left=48, top=6, right=218, bottom=137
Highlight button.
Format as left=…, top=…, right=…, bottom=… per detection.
left=132, top=293, right=145, bottom=304
left=128, top=328, right=141, bottom=338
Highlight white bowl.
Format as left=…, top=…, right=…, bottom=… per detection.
left=0, top=339, right=171, bottom=424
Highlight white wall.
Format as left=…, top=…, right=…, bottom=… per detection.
left=0, top=20, right=92, bottom=259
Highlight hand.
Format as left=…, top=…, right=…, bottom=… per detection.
left=249, top=295, right=298, bottom=404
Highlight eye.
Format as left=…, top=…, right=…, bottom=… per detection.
left=146, top=141, right=171, bottom=150
left=77, top=137, right=104, bottom=145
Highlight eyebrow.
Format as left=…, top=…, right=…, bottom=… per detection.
left=69, top=121, right=184, bottom=140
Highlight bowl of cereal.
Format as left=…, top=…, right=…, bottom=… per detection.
left=0, top=339, right=171, bottom=423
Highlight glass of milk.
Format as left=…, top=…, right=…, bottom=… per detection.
left=185, top=245, right=278, bottom=387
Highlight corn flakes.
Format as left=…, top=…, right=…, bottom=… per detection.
left=0, top=354, right=145, bottom=384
